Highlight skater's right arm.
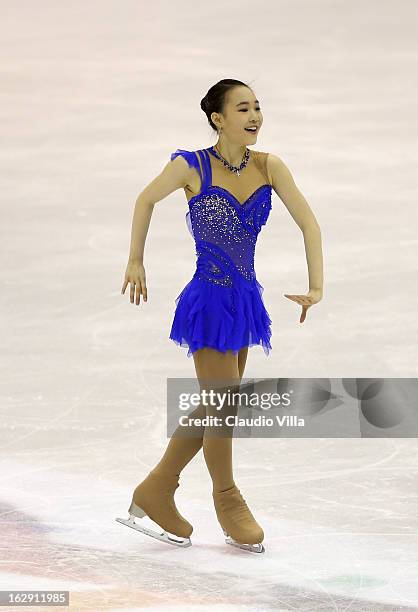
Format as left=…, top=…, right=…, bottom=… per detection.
left=136, top=155, right=193, bottom=210
left=121, top=156, right=192, bottom=305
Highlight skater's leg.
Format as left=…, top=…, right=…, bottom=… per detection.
left=152, top=402, right=206, bottom=477
left=193, top=348, right=241, bottom=493
left=152, top=346, right=248, bottom=478
left=237, top=346, right=249, bottom=382
left=122, top=348, right=247, bottom=544
left=193, top=348, right=264, bottom=550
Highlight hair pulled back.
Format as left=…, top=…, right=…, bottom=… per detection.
left=200, top=78, right=252, bottom=132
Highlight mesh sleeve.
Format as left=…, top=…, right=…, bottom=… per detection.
left=253, top=151, right=271, bottom=185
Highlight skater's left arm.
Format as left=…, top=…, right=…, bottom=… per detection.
left=267, top=153, right=323, bottom=310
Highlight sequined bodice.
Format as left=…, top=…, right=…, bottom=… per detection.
left=171, top=147, right=272, bottom=288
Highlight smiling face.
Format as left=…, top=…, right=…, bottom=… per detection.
left=211, top=86, right=263, bottom=144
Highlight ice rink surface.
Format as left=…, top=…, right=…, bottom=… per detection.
left=1, top=0, right=418, bottom=610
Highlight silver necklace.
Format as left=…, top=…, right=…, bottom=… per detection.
left=210, top=145, right=250, bottom=177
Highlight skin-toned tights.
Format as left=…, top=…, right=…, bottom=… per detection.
left=152, top=346, right=248, bottom=493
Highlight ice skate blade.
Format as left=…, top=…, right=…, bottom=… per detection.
left=115, top=513, right=192, bottom=548
left=223, top=531, right=265, bottom=553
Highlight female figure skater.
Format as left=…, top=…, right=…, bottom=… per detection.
left=117, top=79, right=323, bottom=553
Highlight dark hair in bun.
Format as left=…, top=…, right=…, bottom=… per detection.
left=200, top=78, right=251, bottom=132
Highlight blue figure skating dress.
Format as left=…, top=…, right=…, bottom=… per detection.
left=169, top=146, right=273, bottom=358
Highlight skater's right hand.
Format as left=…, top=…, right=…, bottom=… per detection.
left=121, top=259, right=147, bottom=305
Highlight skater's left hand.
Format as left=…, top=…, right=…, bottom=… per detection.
left=284, top=289, right=323, bottom=323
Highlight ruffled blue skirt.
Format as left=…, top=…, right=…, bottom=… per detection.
left=169, top=274, right=272, bottom=358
